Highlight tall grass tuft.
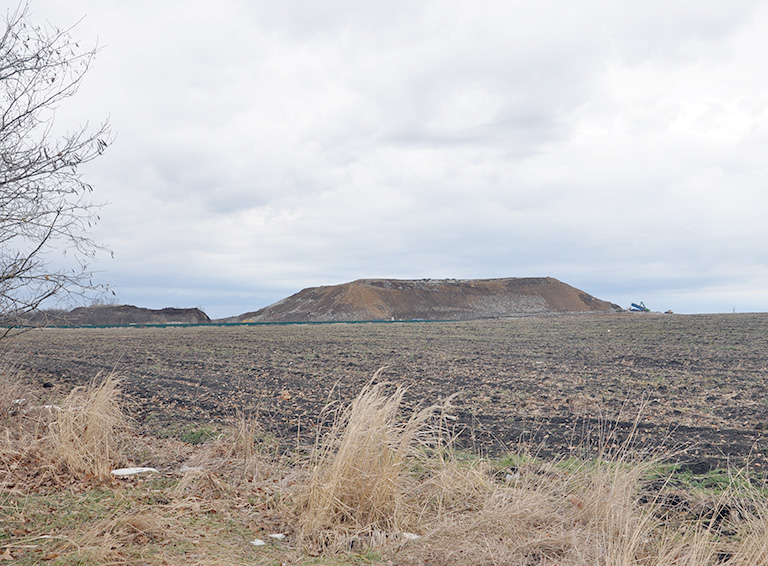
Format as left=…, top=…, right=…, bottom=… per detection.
left=297, top=381, right=441, bottom=550
left=48, top=372, right=129, bottom=481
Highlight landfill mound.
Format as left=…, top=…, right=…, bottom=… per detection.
left=233, top=277, right=621, bottom=323
left=31, top=305, right=211, bottom=326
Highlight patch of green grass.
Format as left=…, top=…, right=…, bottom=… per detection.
left=642, top=462, right=768, bottom=500
left=493, top=452, right=541, bottom=474
left=180, top=425, right=218, bottom=444
left=0, top=476, right=275, bottom=566
left=494, top=452, right=592, bottom=474
left=155, top=423, right=221, bottom=444
left=0, top=488, right=125, bottom=565
left=679, top=468, right=762, bottom=494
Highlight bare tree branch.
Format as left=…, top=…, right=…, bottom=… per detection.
left=0, top=2, right=112, bottom=334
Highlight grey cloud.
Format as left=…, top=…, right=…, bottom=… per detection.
left=26, top=0, right=768, bottom=317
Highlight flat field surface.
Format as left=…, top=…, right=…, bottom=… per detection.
left=4, top=313, right=768, bottom=471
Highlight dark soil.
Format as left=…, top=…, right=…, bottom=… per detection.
left=4, top=313, right=768, bottom=473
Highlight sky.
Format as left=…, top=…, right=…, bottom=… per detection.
left=21, top=0, right=768, bottom=318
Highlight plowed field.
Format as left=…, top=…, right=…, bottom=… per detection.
left=4, top=313, right=767, bottom=472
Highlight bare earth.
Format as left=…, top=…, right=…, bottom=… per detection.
left=4, top=313, right=767, bottom=473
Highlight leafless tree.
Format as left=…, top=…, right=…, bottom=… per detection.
left=1, top=2, right=111, bottom=335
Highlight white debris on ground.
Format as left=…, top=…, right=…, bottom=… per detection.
left=505, top=471, right=520, bottom=482
left=110, top=467, right=160, bottom=477
left=250, top=533, right=288, bottom=547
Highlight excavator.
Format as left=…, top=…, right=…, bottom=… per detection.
left=630, top=301, right=650, bottom=312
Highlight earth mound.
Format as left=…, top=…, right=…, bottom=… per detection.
left=233, top=277, right=621, bottom=323
left=39, top=305, right=211, bottom=326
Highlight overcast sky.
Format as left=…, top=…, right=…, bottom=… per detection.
left=25, top=0, right=768, bottom=318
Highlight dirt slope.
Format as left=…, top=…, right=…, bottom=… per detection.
left=235, top=277, right=621, bottom=322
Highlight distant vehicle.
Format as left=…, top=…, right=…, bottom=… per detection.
left=630, top=302, right=650, bottom=312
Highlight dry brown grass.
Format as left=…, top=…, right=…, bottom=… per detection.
left=390, top=448, right=768, bottom=566
left=395, top=458, right=678, bottom=565
left=47, top=372, right=130, bottom=481
left=727, top=509, right=768, bottom=565
left=0, top=369, right=130, bottom=489
left=178, top=413, right=263, bottom=484
left=4, top=365, right=768, bottom=565
left=294, top=381, right=768, bottom=565
left=0, top=363, right=38, bottom=482
left=296, top=380, right=445, bottom=551
left=1, top=371, right=56, bottom=491
left=0, top=362, right=32, bottom=419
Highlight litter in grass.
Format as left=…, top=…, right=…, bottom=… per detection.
left=269, top=533, right=287, bottom=540
left=250, top=538, right=267, bottom=546
left=111, top=467, right=160, bottom=476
